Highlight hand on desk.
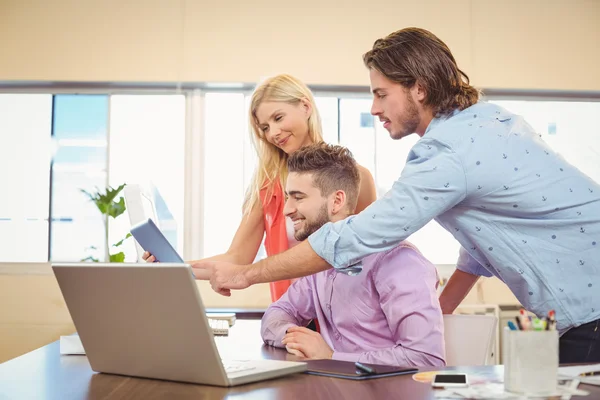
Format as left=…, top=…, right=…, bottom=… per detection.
left=282, top=326, right=333, bottom=360
left=192, top=261, right=251, bottom=296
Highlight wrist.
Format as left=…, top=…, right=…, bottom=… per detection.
left=243, top=263, right=258, bottom=285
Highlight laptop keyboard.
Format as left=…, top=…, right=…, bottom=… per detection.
left=208, top=318, right=229, bottom=336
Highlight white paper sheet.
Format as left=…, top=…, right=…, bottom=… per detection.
left=59, top=335, right=85, bottom=355
left=559, top=364, right=600, bottom=386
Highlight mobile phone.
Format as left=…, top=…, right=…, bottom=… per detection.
left=431, top=373, right=468, bottom=388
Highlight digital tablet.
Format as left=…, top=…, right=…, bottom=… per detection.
left=305, top=359, right=417, bottom=380
left=130, top=218, right=184, bottom=263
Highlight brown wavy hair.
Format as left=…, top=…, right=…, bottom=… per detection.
left=363, top=27, right=480, bottom=116
left=287, top=143, right=361, bottom=212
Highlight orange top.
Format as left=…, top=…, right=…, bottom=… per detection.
left=260, top=179, right=292, bottom=301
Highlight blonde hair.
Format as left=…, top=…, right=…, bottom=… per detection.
left=244, top=74, right=324, bottom=214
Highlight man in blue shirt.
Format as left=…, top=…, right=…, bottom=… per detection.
left=195, top=27, right=600, bottom=363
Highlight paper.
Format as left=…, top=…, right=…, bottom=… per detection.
left=559, top=364, right=600, bottom=386
left=60, top=335, right=85, bottom=355
left=433, top=381, right=589, bottom=399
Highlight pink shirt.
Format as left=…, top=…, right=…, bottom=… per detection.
left=261, top=242, right=445, bottom=367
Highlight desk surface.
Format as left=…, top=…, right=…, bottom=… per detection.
left=1, top=320, right=599, bottom=400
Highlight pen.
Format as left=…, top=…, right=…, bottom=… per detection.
left=519, top=309, right=531, bottom=331
left=507, top=320, right=518, bottom=331
left=580, top=371, right=600, bottom=377
left=355, top=362, right=376, bottom=375
left=546, top=310, right=556, bottom=331
left=514, top=316, right=523, bottom=330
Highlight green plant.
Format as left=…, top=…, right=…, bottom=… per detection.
left=80, top=183, right=132, bottom=263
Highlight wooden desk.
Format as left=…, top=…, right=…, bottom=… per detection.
left=1, top=320, right=599, bottom=399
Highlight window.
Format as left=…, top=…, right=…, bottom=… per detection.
left=0, top=94, right=52, bottom=262
left=2, top=88, right=597, bottom=268
left=203, top=93, right=248, bottom=256
left=50, top=95, right=109, bottom=262
left=109, top=95, right=186, bottom=261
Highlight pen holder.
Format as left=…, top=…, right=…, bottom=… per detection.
left=503, top=328, right=559, bottom=396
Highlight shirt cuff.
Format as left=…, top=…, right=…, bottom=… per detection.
left=457, top=262, right=493, bottom=278
left=308, top=222, right=363, bottom=275
left=261, top=321, right=298, bottom=348
left=331, top=351, right=360, bottom=363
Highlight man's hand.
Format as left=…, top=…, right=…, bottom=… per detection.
left=282, top=326, right=333, bottom=360
left=192, top=261, right=251, bottom=296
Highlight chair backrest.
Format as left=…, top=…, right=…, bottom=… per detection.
left=443, top=314, right=498, bottom=366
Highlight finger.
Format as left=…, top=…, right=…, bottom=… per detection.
left=191, top=267, right=211, bottom=280
left=192, top=261, right=214, bottom=270
left=286, top=345, right=305, bottom=357
left=142, top=251, right=150, bottom=260
left=217, top=288, right=231, bottom=297
left=282, top=335, right=296, bottom=345
left=286, top=342, right=309, bottom=357
left=286, top=326, right=314, bottom=335
left=282, top=332, right=301, bottom=342
left=147, top=255, right=156, bottom=263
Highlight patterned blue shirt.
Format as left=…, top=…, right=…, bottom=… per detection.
left=308, top=101, right=600, bottom=332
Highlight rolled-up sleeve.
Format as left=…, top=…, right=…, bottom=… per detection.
left=261, top=277, right=317, bottom=347
left=308, top=138, right=467, bottom=271
left=456, top=246, right=493, bottom=277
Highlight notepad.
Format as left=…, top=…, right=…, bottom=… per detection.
left=559, top=364, right=600, bottom=386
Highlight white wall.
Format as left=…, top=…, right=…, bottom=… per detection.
left=1, top=0, right=598, bottom=90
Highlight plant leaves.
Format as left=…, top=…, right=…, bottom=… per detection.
left=113, top=233, right=132, bottom=248
left=109, top=252, right=125, bottom=263
left=107, top=197, right=126, bottom=219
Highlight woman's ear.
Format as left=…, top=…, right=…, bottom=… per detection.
left=300, top=97, right=313, bottom=118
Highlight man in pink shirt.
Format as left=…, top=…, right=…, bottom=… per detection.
left=261, top=143, right=445, bottom=367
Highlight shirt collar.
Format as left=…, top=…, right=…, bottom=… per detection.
left=424, top=108, right=461, bottom=137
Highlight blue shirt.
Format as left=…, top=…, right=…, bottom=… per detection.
left=308, top=101, right=600, bottom=333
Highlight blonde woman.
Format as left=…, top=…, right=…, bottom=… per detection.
left=146, top=74, right=377, bottom=301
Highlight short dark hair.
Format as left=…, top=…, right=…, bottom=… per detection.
left=363, top=27, right=480, bottom=116
left=287, top=143, right=360, bottom=212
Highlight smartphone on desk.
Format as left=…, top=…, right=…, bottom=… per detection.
left=431, top=373, right=468, bottom=388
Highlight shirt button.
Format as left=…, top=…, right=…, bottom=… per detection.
left=326, top=304, right=331, bottom=310
left=335, top=333, right=341, bottom=340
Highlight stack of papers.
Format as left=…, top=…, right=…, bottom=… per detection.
left=433, top=381, right=588, bottom=399
left=559, top=364, right=600, bottom=386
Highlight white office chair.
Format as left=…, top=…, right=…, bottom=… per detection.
left=443, top=314, right=498, bottom=366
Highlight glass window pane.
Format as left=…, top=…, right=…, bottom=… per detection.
left=109, top=95, right=186, bottom=261
left=204, top=93, right=247, bottom=256
left=0, top=94, right=52, bottom=262
left=50, top=95, right=109, bottom=262
left=339, top=98, right=376, bottom=175
left=315, top=96, right=339, bottom=144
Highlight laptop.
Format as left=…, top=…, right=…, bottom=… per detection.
left=52, top=262, right=306, bottom=386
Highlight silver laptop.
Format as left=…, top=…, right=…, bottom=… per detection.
left=52, top=262, right=306, bottom=386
